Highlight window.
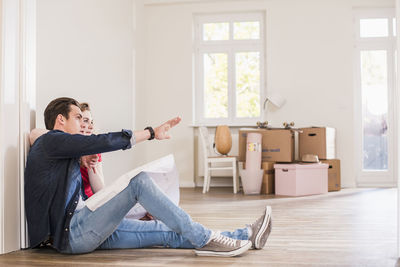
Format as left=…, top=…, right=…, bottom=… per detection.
left=354, top=8, right=396, bottom=185
left=194, top=13, right=265, bottom=125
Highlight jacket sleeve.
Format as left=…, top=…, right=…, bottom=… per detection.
left=41, top=129, right=133, bottom=159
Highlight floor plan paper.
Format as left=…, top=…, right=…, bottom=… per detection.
left=85, top=154, right=179, bottom=212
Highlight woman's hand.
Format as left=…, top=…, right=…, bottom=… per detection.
left=80, top=154, right=99, bottom=169
left=139, top=213, right=154, bottom=221
left=88, top=161, right=105, bottom=193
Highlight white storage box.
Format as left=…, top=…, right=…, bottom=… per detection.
left=274, top=163, right=328, bottom=196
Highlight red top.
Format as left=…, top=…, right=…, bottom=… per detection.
left=80, top=154, right=102, bottom=198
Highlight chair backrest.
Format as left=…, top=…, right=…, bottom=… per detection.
left=198, top=126, right=212, bottom=158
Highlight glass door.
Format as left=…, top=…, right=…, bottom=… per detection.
left=354, top=9, right=396, bottom=186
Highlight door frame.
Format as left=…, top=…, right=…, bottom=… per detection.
left=0, top=0, right=35, bottom=254
left=18, top=0, right=36, bottom=249
left=396, top=0, right=400, bottom=258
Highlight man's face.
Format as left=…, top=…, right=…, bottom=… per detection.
left=63, top=105, right=83, bottom=134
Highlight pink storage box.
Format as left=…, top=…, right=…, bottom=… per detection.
left=274, top=163, right=328, bottom=196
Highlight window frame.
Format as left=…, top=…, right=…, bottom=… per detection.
left=193, top=12, right=265, bottom=126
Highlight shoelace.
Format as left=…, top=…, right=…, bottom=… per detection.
left=248, top=215, right=263, bottom=229
left=212, top=234, right=237, bottom=247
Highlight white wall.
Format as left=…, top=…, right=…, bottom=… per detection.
left=142, top=0, right=395, bottom=188
left=131, top=0, right=149, bottom=168
left=36, top=0, right=141, bottom=183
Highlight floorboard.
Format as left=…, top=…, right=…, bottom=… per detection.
left=0, top=187, right=398, bottom=266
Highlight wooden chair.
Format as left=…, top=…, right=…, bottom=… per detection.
left=198, top=126, right=239, bottom=194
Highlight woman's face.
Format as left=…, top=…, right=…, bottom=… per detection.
left=81, top=110, right=94, bottom=135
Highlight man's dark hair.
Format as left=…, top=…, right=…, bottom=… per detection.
left=44, top=97, right=80, bottom=130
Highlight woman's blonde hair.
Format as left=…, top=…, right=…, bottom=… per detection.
left=79, top=102, right=91, bottom=112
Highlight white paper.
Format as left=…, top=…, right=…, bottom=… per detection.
left=85, top=154, right=179, bottom=212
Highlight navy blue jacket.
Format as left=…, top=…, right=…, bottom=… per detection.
left=24, top=129, right=132, bottom=251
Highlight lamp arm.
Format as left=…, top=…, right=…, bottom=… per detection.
left=263, top=98, right=269, bottom=110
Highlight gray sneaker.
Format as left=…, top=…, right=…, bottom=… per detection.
left=195, top=232, right=252, bottom=257
left=249, top=205, right=272, bottom=249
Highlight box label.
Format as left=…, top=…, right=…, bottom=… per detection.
left=247, top=142, right=261, bottom=152
left=263, top=148, right=281, bottom=152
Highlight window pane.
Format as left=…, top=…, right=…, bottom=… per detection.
left=234, top=21, right=260, bottom=40
left=360, top=50, right=388, bottom=170
left=393, top=18, right=396, bottom=36
left=236, top=52, right=260, bottom=118
left=203, top=23, right=229, bottom=41
left=204, top=53, right=228, bottom=118
left=360, top=19, right=388, bottom=37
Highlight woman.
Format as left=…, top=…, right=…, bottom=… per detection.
left=78, top=103, right=105, bottom=199
left=79, top=103, right=154, bottom=219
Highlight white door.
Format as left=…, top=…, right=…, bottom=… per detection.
left=354, top=9, right=397, bottom=187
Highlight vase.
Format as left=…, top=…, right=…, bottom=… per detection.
left=214, top=125, right=232, bottom=155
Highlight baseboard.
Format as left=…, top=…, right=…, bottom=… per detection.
left=341, top=182, right=357, bottom=188
left=194, top=176, right=236, bottom=188
left=179, top=177, right=237, bottom=188
left=179, top=181, right=196, bottom=188
left=356, top=182, right=396, bottom=188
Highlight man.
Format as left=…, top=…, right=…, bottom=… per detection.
left=25, top=97, right=272, bottom=257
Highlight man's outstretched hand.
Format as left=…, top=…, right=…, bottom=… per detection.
left=154, top=116, right=181, bottom=140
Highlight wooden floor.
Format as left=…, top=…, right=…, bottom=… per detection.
left=1, top=187, right=399, bottom=266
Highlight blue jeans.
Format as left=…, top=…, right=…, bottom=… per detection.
left=61, top=172, right=248, bottom=254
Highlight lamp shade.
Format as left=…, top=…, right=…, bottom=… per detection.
left=267, top=93, right=286, bottom=108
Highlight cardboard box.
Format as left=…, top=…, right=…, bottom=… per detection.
left=320, top=159, right=341, bottom=192
left=242, top=161, right=275, bottom=194
left=261, top=162, right=275, bottom=194
left=299, top=127, right=336, bottom=160
left=239, top=129, right=295, bottom=162
left=274, top=163, right=328, bottom=196
left=262, top=174, right=274, bottom=194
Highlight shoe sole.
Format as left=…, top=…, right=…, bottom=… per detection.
left=254, top=206, right=272, bottom=249
left=194, top=240, right=252, bottom=257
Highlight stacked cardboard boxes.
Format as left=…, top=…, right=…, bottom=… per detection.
left=239, top=126, right=341, bottom=195
left=239, top=128, right=294, bottom=195
left=320, top=159, right=341, bottom=192
left=299, top=127, right=341, bottom=192
left=239, top=128, right=295, bottom=195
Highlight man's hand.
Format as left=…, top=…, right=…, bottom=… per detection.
left=154, top=116, right=181, bottom=140
left=80, top=154, right=99, bottom=169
